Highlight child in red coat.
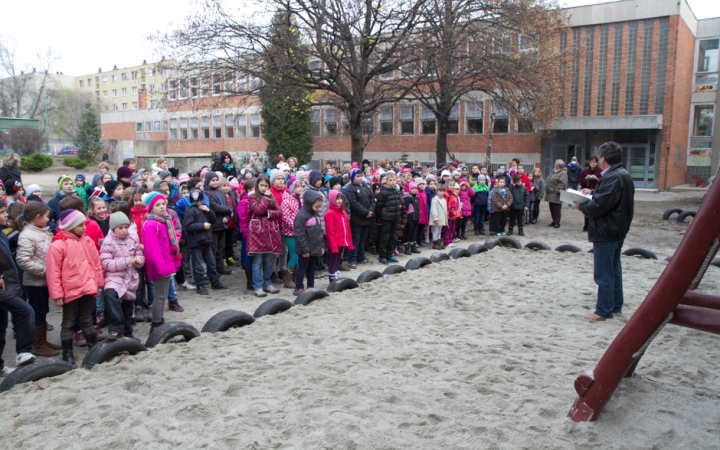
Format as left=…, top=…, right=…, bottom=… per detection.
left=324, top=190, right=353, bottom=282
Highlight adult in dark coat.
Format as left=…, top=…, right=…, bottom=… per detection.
left=566, top=156, right=583, bottom=190
left=545, top=161, right=568, bottom=228
left=343, top=168, right=375, bottom=267
left=211, top=152, right=238, bottom=179
left=0, top=153, right=22, bottom=191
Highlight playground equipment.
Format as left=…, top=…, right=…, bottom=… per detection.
left=568, top=175, right=720, bottom=422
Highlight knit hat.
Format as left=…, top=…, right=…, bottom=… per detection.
left=450, top=159, right=460, bottom=168
left=350, top=168, right=363, bottom=181
left=75, top=173, right=86, bottom=183
left=452, top=170, right=460, bottom=177
left=158, top=170, right=171, bottom=180
left=117, top=166, right=133, bottom=180
left=58, top=175, right=74, bottom=190
left=7, top=180, right=23, bottom=195
left=130, top=172, right=143, bottom=185
left=478, top=174, right=487, bottom=181
left=440, top=170, right=451, bottom=178
left=104, top=180, right=121, bottom=195
left=415, top=178, right=426, bottom=186
left=59, top=210, right=86, bottom=231
left=137, top=168, right=146, bottom=177
left=270, top=169, right=285, bottom=184
left=203, top=171, right=218, bottom=186
left=229, top=177, right=239, bottom=190
left=169, top=168, right=179, bottom=178
left=178, top=173, right=190, bottom=185
left=408, top=182, right=417, bottom=191
left=25, top=184, right=42, bottom=197
left=142, top=191, right=165, bottom=210
left=153, top=179, right=169, bottom=191
left=277, top=163, right=290, bottom=172
left=328, top=176, right=342, bottom=189
left=425, top=174, right=435, bottom=182
left=460, top=178, right=469, bottom=185
left=215, top=171, right=224, bottom=179
left=109, top=212, right=130, bottom=230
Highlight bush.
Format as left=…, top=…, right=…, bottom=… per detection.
left=20, top=153, right=53, bottom=172
left=64, top=157, right=88, bottom=169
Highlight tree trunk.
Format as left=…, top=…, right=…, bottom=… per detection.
left=349, top=114, right=365, bottom=163
left=486, top=112, right=495, bottom=168
left=436, top=115, right=449, bottom=165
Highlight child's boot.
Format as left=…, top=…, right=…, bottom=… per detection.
left=83, top=328, right=98, bottom=351
left=507, top=227, right=514, bottom=236
left=244, top=267, right=253, bottom=290
left=44, top=324, right=61, bottom=350
left=284, top=268, right=295, bottom=289
left=432, top=240, right=440, bottom=250
left=61, top=339, right=76, bottom=368
left=519, top=227, right=525, bottom=236
left=32, top=326, right=59, bottom=357
left=404, top=243, right=412, bottom=255
left=411, top=243, right=421, bottom=254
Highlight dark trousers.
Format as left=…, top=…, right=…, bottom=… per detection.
left=416, top=223, right=427, bottom=244
left=488, top=212, right=495, bottom=233
left=105, top=288, right=134, bottom=337
left=61, top=295, right=94, bottom=341
left=493, top=210, right=508, bottom=233
left=25, top=285, right=49, bottom=326
left=508, top=209, right=525, bottom=229
left=548, top=202, right=562, bottom=225
left=532, top=200, right=542, bottom=221
left=0, top=296, right=35, bottom=366
left=212, top=230, right=226, bottom=272
left=403, top=219, right=418, bottom=245
left=378, top=221, right=396, bottom=259
left=472, top=206, right=487, bottom=232
left=593, top=240, right=625, bottom=318
left=349, top=224, right=368, bottom=264
left=328, top=249, right=344, bottom=275
left=296, top=255, right=317, bottom=289
left=224, top=228, right=236, bottom=259
left=191, top=245, right=220, bottom=288
left=457, top=217, right=470, bottom=235
left=135, top=267, right=155, bottom=308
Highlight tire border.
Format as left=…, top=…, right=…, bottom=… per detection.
left=145, top=321, right=201, bottom=348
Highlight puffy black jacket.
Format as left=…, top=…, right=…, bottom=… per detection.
left=579, top=164, right=634, bottom=243
left=344, top=182, right=376, bottom=226
left=508, top=184, right=529, bottom=210
left=0, top=231, right=23, bottom=302
left=183, top=204, right=217, bottom=249
left=375, top=187, right=401, bottom=222
left=205, top=186, right=232, bottom=231
left=294, top=190, right=325, bottom=257
left=404, top=193, right=420, bottom=222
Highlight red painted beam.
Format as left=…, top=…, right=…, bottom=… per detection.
left=670, top=305, right=720, bottom=335
left=680, top=291, right=720, bottom=311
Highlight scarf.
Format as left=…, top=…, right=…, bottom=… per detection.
left=223, top=162, right=235, bottom=172
left=146, top=211, right=179, bottom=252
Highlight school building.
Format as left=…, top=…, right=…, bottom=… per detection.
left=99, top=0, right=719, bottom=189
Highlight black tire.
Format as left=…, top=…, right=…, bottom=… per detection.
left=662, top=208, right=683, bottom=220
left=448, top=248, right=471, bottom=259
left=327, top=277, right=359, bottom=293
left=622, top=247, right=658, bottom=260
left=497, top=236, right=522, bottom=249
left=0, top=360, right=74, bottom=392
left=676, top=211, right=696, bottom=223
left=665, top=256, right=672, bottom=262
left=484, top=239, right=497, bottom=250
left=405, top=256, right=432, bottom=270
left=201, top=310, right=255, bottom=334
left=253, top=298, right=293, bottom=318
left=710, top=259, right=720, bottom=268
left=383, top=265, right=407, bottom=275
left=555, top=244, right=583, bottom=253
left=356, top=270, right=383, bottom=284
left=467, top=243, right=487, bottom=255
left=145, top=321, right=201, bottom=348
left=524, top=241, right=551, bottom=251
left=588, top=248, right=594, bottom=254
left=81, top=337, right=147, bottom=370
left=294, top=289, right=329, bottom=306
left=430, top=252, right=450, bottom=263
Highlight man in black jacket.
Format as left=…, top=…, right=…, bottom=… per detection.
left=343, top=168, right=375, bottom=268
left=374, top=173, right=401, bottom=264
left=575, top=142, right=635, bottom=321
left=204, top=172, right=233, bottom=275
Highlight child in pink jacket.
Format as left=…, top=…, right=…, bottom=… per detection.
left=101, top=212, right=145, bottom=341
left=324, top=190, right=353, bottom=282
left=457, top=178, right=475, bottom=240
left=46, top=210, right=104, bottom=367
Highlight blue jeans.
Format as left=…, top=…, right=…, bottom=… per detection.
left=0, top=296, right=35, bottom=366
left=593, top=240, right=624, bottom=318
left=349, top=224, right=368, bottom=264
left=191, top=245, right=220, bottom=288
left=252, top=253, right=274, bottom=290
left=168, top=277, right=177, bottom=301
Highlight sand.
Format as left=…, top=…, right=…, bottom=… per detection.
left=1, top=177, right=718, bottom=449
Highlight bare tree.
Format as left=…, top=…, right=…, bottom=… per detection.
left=7, top=126, right=44, bottom=156
left=48, top=89, right=97, bottom=140
left=154, top=0, right=428, bottom=162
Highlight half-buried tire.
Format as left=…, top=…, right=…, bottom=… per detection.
left=524, top=241, right=551, bottom=251
left=328, top=278, right=359, bottom=293
left=622, top=247, right=658, bottom=260
left=662, top=208, right=683, bottom=220
left=484, top=239, right=498, bottom=250
left=497, top=236, right=522, bottom=249
left=430, top=252, right=450, bottom=263
left=405, top=256, right=432, bottom=270
left=81, top=337, right=147, bottom=370
left=356, top=270, right=383, bottom=284
left=145, top=321, right=201, bottom=348
left=449, top=248, right=471, bottom=259
left=294, top=289, right=329, bottom=306
left=711, top=259, right=720, bottom=268
left=383, top=265, right=407, bottom=275
left=467, top=243, right=487, bottom=255
left=677, top=211, right=696, bottom=223
left=253, top=298, right=293, bottom=318
left=0, top=360, right=75, bottom=392
left=201, top=310, right=255, bottom=334
left=555, top=244, right=583, bottom=253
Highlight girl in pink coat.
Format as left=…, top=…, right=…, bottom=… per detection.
left=457, top=178, right=475, bottom=240
left=247, top=175, right=282, bottom=297
left=415, top=178, right=429, bottom=247
left=324, top=190, right=353, bottom=282
left=237, top=179, right=255, bottom=290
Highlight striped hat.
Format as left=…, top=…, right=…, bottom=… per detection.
left=142, top=191, right=165, bottom=210
left=59, top=210, right=86, bottom=231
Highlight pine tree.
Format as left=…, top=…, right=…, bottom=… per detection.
left=259, top=10, right=313, bottom=165
left=74, top=103, right=103, bottom=162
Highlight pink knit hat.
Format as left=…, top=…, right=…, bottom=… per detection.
left=59, top=210, right=86, bottom=231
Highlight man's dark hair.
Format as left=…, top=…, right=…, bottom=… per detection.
left=597, top=142, right=623, bottom=165
left=122, top=158, right=135, bottom=166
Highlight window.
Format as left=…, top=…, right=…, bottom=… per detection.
left=190, top=117, right=199, bottom=139
left=150, top=100, right=157, bottom=109
left=466, top=101, right=483, bottom=134
left=88, top=78, right=92, bottom=86
left=379, top=105, right=393, bottom=135
left=421, top=105, right=436, bottom=134
left=517, top=104, right=534, bottom=133
left=362, top=114, right=373, bottom=135
left=170, top=119, right=177, bottom=139
left=102, top=76, right=108, bottom=84
left=79, top=80, right=84, bottom=88
left=693, top=105, right=714, bottom=137
left=178, top=79, right=187, bottom=99
left=103, top=91, right=108, bottom=98
left=163, top=120, right=168, bottom=131
left=150, top=69, right=156, bottom=76
left=122, top=73, right=127, bottom=81
left=112, top=75, right=117, bottom=82
left=132, top=71, right=138, bottom=80
left=202, top=117, right=210, bottom=139
left=190, top=76, right=198, bottom=98
left=150, top=84, right=156, bottom=93
left=309, top=59, right=321, bottom=76
left=325, top=109, right=337, bottom=136
left=145, top=121, right=152, bottom=132
left=168, top=80, right=177, bottom=100
left=399, top=104, right=414, bottom=135
left=624, top=21, right=639, bottom=115
left=136, top=122, right=143, bottom=132
left=519, top=34, right=538, bottom=55
left=250, top=114, right=261, bottom=138
left=225, top=115, right=234, bottom=138
left=154, top=121, right=161, bottom=132
left=237, top=73, right=247, bottom=92
left=141, top=68, right=146, bottom=75
left=104, top=105, right=109, bottom=112
left=237, top=115, right=247, bottom=138
left=180, top=119, right=188, bottom=139
left=212, top=73, right=222, bottom=95
left=493, top=35, right=512, bottom=54
left=132, top=86, right=138, bottom=94
left=311, top=110, right=320, bottom=136
left=112, top=89, right=117, bottom=97
left=696, top=38, right=719, bottom=88
left=224, top=72, right=233, bottom=93
left=200, top=76, right=209, bottom=97
left=122, top=103, right=128, bottom=111
left=113, top=104, right=118, bottom=111
left=448, top=104, right=460, bottom=134
left=122, top=88, right=127, bottom=96
left=132, top=102, right=138, bottom=110
left=492, top=103, right=509, bottom=133
left=249, top=76, right=261, bottom=91
left=213, top=116, right=222, bottom=138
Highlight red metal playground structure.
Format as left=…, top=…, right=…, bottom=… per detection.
left=568, top=177, right=720, bottom=422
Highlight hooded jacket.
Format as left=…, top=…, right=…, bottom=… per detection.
left=417, top=187, right=428, bottom=225
left=324, top=190, right=354, bottom=253
left=204, top=172, right=232, bottom=231
left=100, top=229, right=145, bottom=300
left=293, top=190, right=324, bottom=257
left=404, top=192, right=420, bottom=222
left=46, top=230, right=104, bottom=302
left=375, top=186, right=401, bottom=222
left=143, top=217, right=181, bottom=282
left=567, top=161, right=583, bottom=184
left=0, top=231, right=23, bottom=302
left=457, top=185, right=475, bottom=217
left=16, top=223, right=52, bottom=287
left=247, top=194, right=283, bottom=254
left=183, top=203, right=217, bottom=249
left=47, top=191, right=76, bottom=233
left=473, top=182, right=490, bottom=207
left=508, top=183, right=529, bottom=210
left=304, top=170, right=329, bottom=233
left=343, top=180, right=376, bottom=227
left=492, top=185, right=514, bottom=210
left=580, top=164, right=634, bottom=243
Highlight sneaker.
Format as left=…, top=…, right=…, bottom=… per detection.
left=1, top=366, right=15, bottom=377
left=293, top=288, right=304, bottom=296
left=73, top=331, right=87, bottom=347
left=359, top=259, right=373, bottom=265
left=96, top=311, right=108, bottom=328
left=107, top=331, right=122, bottom=341
left=181, top=280, right=196, bottom=290
left=211, top=282, right=228, bottom=290
left=95, top=326, right=106, bottom=341
left=263, top=285, right=280, bottom=294
left=168, top=301, right=185, bottom=312
left=379, top=258, right=388, bottom=265
left=254, top=289, right=267, bottom=298
left=392, top=249, right=402, bottom=257
left=348, top=263, right=357, bottom=269
left=519, top=230, right=525, bottom=236
left=46, top=323, right=54, bottom=331
left=388, top=257, right=399, bottom=263
left=196, top=286, right=209, bottom=295
left=226, top=257, right=237, bottom=266
left=15, top=352, right=35, bottom=366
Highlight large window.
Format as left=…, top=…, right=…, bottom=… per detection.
left=421, top=105, right=436, bottom=135
left=178, top=79, right=187, bottom=99
left=180, top=119, right=188, bottom=139
left=250, top=114, right=261, bottom=138
left=213, top=115, right=222, bottom=138
left=399, top=104, right=414, bottom=135
left=379, top=105, right=393, bottom=135
left=517, top=104, right=534, bottom=133
left=492, top=104, right=509, bottom=134
left=237, top=73, right=247, bottom=92
left=190, top=77, right=198, bottom=98
left=693, top=105, right=714, bottom=137
left=362, top=114, right=373, bottom=135
left=237, top=115, right=247, bottom=138
left=696, top=38, right=719, bottom=88
left=225, top=115, right=234, bottom=138
left=466, top=101, right=483, bottom=134
left=169, top=119, right=177, bottom=139
left=224, top=72, right=233, bottom=93
left=448, top=104, right=460, bottom=134
left=212, top=74, right=222, bottom=95
left=311, top=110, right=320, bottom=136
left=154, top=121, right=161, bottom=132
left=325, top=109, right=337, bottom=136
left=190, top=117, right=199, bottom=139
left=201, top=117, right=210, bottom=139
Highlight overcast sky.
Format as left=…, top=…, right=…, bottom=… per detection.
left=2, top=0, right=719, bottom=77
